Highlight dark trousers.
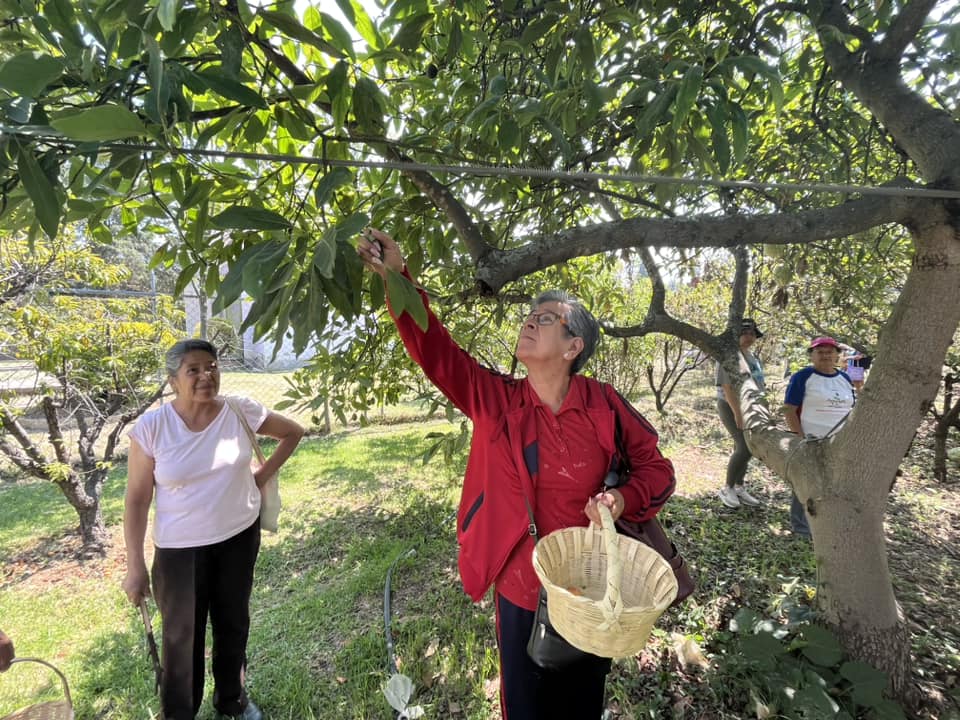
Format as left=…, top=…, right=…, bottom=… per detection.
left=717, top=398, right=751, bottom=488
left=496, top=593, right=611, bottom=720
left=152, top=519, right=261, bottom=720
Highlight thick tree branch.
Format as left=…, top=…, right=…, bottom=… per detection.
left=875, top=0, right=940, bottom=61
left=817, top=0, right=960, bottom=184
left=475, top=192, right=922, bottom=293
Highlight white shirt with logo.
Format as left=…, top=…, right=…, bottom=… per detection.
left=784, top=368, right=855, bottom=438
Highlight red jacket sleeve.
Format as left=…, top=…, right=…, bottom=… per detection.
left=387, top=271, right=507, bottom=419
left=607, top=386, right=676, bottom=522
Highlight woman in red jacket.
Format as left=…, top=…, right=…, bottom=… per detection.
left=358, top=229, right=675, bottom=720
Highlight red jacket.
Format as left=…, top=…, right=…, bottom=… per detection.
left=391, top=282, right=676, bottom=601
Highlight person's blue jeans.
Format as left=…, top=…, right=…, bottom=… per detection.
left=790, top=493, right=811, bottom=537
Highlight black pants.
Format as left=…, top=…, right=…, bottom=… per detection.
left=496, top=592, right=611, bottom=720
left=152, top=519, right=261, bottom=720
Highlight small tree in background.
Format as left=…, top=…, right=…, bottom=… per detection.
left=0, top=238, right=181, bottom=553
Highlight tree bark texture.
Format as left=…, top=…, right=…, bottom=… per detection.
left=739, top=218, right=960, bottom=699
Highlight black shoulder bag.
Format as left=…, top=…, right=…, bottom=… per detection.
left=523, top=497, right=604, bottom=670
left=605, top=415, right=695, bottom=607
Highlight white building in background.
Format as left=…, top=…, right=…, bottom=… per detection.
left=183, top=292, right=313, bottom=370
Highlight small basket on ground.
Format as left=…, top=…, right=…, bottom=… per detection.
left=532, top=504, right=678, bottom=658
left=0, top=658, right=73, bottom=720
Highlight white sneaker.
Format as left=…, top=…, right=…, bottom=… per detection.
left=718, top=486, right=740, bottom=508
left=735, top=486, right=761, bottom=506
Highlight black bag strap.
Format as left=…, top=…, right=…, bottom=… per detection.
left=603, top=412, right=629, bottom=490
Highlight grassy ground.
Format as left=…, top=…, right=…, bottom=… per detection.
left=0, top=374, right=958, bottom=719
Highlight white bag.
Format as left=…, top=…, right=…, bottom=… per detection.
left=226, top=398, right=281, bottom=533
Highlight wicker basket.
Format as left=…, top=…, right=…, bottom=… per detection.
left=0, top=658, right=73, bottom=720
left=532, top=503, right=678, bottom=658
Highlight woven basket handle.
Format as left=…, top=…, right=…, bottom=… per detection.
left=597, top=503, right=623, bottom=630
left=7, top=657, right=73, bottom=709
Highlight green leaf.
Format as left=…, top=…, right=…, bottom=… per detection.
left=724, top=55, right=783, bottom=112
left=574, top=26, right=595, bottom=72
left=174, top=261, right=200, bottom=296
left=445, top=19, right=462, bottom=64
left=210, top=207, right=293, bottom=230
left=672, top=65, right=703, bottom=132
left=319, top=12, right=356, bottom=59
left=335, top=0, right=380, bottom=48
left=313, top=228, right=337, bottom=278
left=385, top=269, right=427, bottom=331
left=739, top=631, right=787, bottom=665
left=352, top=77, right=385, bottom=132
left=839, top=661, right=888, bottom=707
left=871, top=699, right=907, bottom=720
left=730, top=103, right=749, bottom=165
left=792, top=684, right=839, bottom=716
left=314, top=167, right=353, bottom=207
left=192, top=69, right=268, bottom=109
left=17, top=145, right=60, bottom=238
left=258, top=10, right=343, bottom=58
left=0, top=52, right=64, bottom=98
left=157, top=0, right=177, bottom=31
left=368, top=270, right=385, bottom=310
left=798, top=625, right=844, bottom=667
left=706, top=103, right=730, bottom=174
left=391, top=12, right=432, bottom=53
left=50, top=105, right=147, bottom=141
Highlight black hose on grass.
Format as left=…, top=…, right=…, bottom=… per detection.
left=384, top=547, right=417, bottom=676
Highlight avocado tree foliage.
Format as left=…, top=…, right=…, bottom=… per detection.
left=2, top=0, right=959, bottom=705
left=0, top=237, right=180, bottom=550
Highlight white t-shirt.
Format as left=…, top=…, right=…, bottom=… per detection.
left=784, top=368, right=855, bottom=438
left=129, top=395, right=269, bottom=548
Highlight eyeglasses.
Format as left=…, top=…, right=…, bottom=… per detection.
left=524, top=310, right=577, bottom=335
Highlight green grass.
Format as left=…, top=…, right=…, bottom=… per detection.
left=1, top=378, right=958, bottom=719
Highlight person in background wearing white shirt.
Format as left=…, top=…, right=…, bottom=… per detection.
left=783, top=336, right=856, bottom=538
left=122, top=339, right=304, bottom=720
left=716, top=318, right=766, bottom=509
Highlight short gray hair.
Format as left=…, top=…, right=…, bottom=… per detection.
left=165, top=339, right=218, bottom=377
left=532, top=290, right=600, bottom=374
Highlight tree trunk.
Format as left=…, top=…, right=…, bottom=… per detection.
left=56, top=471, right=108, bottom=554
left=743, top=217, right=960, bottom=704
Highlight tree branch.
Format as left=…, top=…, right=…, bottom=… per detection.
left=875, top=0, right=940, bottom=62
left=0, top=406, right=48, bottom=469
left=42, top=395, right=70, bottom=465
left=475, top=191, right=921, bottom=293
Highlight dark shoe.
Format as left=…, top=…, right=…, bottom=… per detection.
left=219, top=701, right=263, bottom=720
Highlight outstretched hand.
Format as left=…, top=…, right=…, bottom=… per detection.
left=356, top=227, right=405, bottom=277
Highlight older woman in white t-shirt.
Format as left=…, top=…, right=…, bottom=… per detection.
left=122, top=339, right=304, bottom=720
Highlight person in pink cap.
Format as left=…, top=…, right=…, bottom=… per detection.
left=782, top=336, right=855, bottom=537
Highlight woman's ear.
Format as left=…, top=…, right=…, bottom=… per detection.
left=567, top=337, right=584, bottom=360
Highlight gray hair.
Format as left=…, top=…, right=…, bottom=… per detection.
left=165, top=339, right=218, bottom=377
left=532, top=290, right=600, bottom=374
